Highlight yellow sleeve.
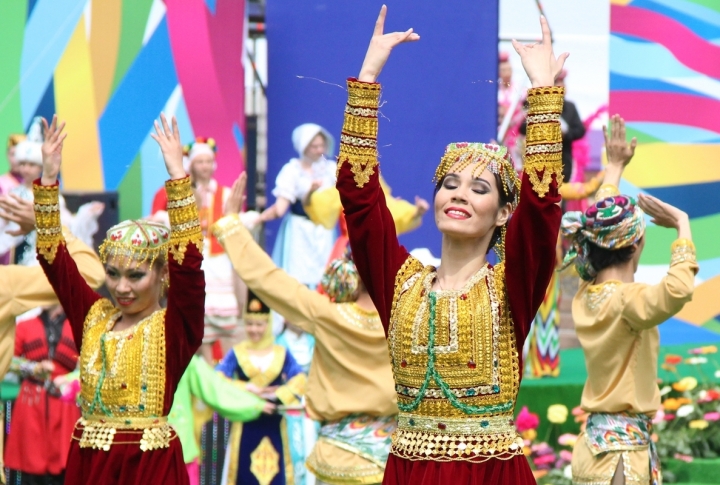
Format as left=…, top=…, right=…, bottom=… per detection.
left=275, top=373, right=307, bottom=406
left=211, top=214, right=336, bottom=334
left=0, top=232, right=104, bottom=379
left=594, top=183, right=621, bottom=202
left=304, top=187, right=342, bottom=229
left=380, top=177, right=422, bottom=235
left=558, top=171, right=605, bottom=201
left=621, top=239, right=699, bottom=331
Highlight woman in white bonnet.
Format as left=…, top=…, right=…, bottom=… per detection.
left=261, top=123, right=337, bottom=289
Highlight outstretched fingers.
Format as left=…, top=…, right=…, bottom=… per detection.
left=540, top=16, right=552, bottom=46
left=374, top=5, right=387, bottom=36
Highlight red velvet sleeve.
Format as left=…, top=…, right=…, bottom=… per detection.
left=336, top=79, right=409, bottom=332
left=160, top=177, right=206, bottom=396
left=504, top=87, right=565, bottom=346
left=34, top=182, right=102, bottom=347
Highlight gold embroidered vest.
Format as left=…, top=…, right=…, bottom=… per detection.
left=388, top=257, right=523, bottom=462
left=76, top=299, right=171, bottom=451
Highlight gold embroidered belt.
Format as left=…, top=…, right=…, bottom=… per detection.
left=73, top=415, right=176, bottom=452
left=391, top=413, right=524, bottom=462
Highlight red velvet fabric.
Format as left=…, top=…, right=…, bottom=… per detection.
left=5, top=318, right=79, bottom=475
left=37, top=217, right=206, bottom=485
left=337, top=79, right=561, bottom=484
left=384, top=454, right=536, bottom=485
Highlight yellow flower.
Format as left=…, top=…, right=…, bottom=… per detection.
left=548, top=404, right=569, bottom=424
left=663, top=397, right=692, bottom=411
left=673, top=377, right=698, bottom=392
left=702, top=346, right=718, bottom=354
left=689, top=419, right=709, bottom=430
left=521, top=428, right=537, bottom=441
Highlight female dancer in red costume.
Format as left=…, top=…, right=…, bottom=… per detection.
left=33, top=115, right=205, bottom=485
left=336, top=7, right=568, bottom=484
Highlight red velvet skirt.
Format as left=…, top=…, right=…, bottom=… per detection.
left=64, top=427, right=189, bottom=485
left=383, top=453, right=536, bottom=485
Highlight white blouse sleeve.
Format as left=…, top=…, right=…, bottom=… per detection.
left=272, top=161, right=301, bottom=203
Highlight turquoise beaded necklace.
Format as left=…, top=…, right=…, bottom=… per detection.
left=397, top=291, right=513, bottom=415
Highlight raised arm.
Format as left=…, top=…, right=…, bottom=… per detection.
left=337, top=6, right=418, bottom=329
left=34, top=116, right=103, bottom=345
left=151, top=114, right=206, bottom=372
left=595, top=114, right=637, bottom=201
left=624, top=195, right=696, bottom=329
left=505, top=17, right=569, bottom=337
left=215, top=176, right=341, bottom=335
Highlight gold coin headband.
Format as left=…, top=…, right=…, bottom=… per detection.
left=433, top=142, right=520, bottom=210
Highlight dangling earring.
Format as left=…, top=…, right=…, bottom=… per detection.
left=496, top=225, right=507, bottom=262
left=162, top=278, right=170, bottom=292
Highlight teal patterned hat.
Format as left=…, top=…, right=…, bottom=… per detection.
left=561, top=195, right=646, bottom=280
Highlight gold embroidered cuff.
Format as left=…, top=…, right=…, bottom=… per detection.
left=210, top=214, right=245, bottom=243
left=338, top=79, right=381, bottom=188
left=524, top=87, right=564, bottom=197
left=595, top=183, right=620, bottom=201
left=671, top=239, right=696, bottom=266
left=33, top=183, right=64, bottom=264
left=165, top=177, right=203, bottom=264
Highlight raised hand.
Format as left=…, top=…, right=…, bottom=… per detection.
left=603, top=115, right=637, bottom=167
left=150, top=113, right=186, bottom=180
left=637, top=194, right=688, bottom=230
left=41, top=115, right=67, bottom=185
left=358, top=5, right=420, bottom=83
left=224, top=172, right=247, bottom=216
left=511, top=16, right=569, bottom=88
left=414, top=196, right=429, bottom=218
left=0, top=194, right=35, bottom=236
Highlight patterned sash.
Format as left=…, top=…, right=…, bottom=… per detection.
left=319, top=414, right=397, bottom=468
left=585, top=412, right=659, bottom=485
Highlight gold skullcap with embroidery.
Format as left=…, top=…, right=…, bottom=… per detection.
left=434, top=142, right=520, bottom=210
left=99, top=220, right=170, bottom=267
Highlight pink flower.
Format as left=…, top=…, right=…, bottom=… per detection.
left=664, top=414, right=676, bottom=421
left=704, top=412, right=720, bottom=422
left=533, top=454, right=556, bottom=466
left=559, top=450, right=573, bottom=462
left=558, top=433, right=578, bottom=447
left=652, top=409, right=665, bottom=424
left=516, top=406, right=540, bottom=432
left=674, top=453, right=694, bottom=463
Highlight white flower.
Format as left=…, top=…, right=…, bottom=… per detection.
left=563, top=465, right=573, bottom=479
left=686, top=357, right=708, bottom=365
left=715, top=370, right=720, bottom=379
left=677, top=404, right=695, bottom=418
left=660, top=385, right=672, bottom=396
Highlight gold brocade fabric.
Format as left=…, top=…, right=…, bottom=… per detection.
left=33, top=183, right=64, bottom=264
left=77, top=299, right=169, bottom=451
left=337, top=80, right=381, bottom=188
left=524, top=87, right=565, bottom=197
left=165, top=176, right=203, bottom=265
left=388, top=257, right=524, bottom=462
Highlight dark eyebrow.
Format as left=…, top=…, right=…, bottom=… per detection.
left=472, top=178, right=491, bottom=189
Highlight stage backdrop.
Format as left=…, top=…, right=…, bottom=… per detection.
left=266, top=0, right=499, bottom=256
left=0, top=0, right=246, bottom=222
left=610, top=0, right=720, bottom=340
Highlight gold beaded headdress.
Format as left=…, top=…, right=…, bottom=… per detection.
left=99, top=220, right=170, bottom=268
left=433, top=142, right=520, bottom=210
